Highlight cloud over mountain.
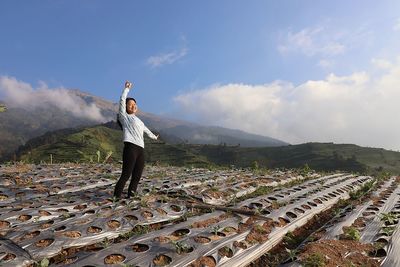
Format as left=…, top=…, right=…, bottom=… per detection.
left=0, top=76, right=109, bottom=122
left=174, top=57, right=400, bottom=151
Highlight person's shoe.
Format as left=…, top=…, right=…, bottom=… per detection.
left=126, top=191, right=139, bottom=199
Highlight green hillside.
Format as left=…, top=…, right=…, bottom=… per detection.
left=13, top=125, right=400, bottom=174
left=17, top=126, right=210, bottom=167
left=184, top=142, right=400, bottom=174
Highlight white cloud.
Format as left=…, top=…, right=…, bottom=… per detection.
left=394, top=18, right=400, bottom=31
left=0, top=76, right=109, bottom=122
left=278, top=26, right=346, bottom=57
left=146, top=46, right=188, bottom=68
left=371, top=58, right=393, bottom=70
left=318, top=59, right=334, bottom=68
left=174, top=58, right=400, bottom=151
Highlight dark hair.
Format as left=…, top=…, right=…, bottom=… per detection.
left=117, top=98, right=137, bottom=130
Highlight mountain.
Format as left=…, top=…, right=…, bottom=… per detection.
left=0, top=89, right=287, bottom=160
left=14, top=124, right=400, bottom=174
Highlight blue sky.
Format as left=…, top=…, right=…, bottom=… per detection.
left=1, top=1, right=400, bottom=149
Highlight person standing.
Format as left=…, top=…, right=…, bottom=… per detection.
left=114, top=81, right=158, bottom=200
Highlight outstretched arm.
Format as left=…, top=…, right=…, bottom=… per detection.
left=143, top=125, right=158, bottom=140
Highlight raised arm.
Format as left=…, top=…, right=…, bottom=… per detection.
left=119, top=81, right=133, bottom=117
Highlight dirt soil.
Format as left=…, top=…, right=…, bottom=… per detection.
left=40, top=221, right=54, bottom=229
left=107, top=220, right=121, bottom=229
left=38, top=210, right=51, bottom=216
left=218, top=247, right=234, bottom=258
left=87, top=226, right=102, bottom=234
left=3, top=253, right=16, bottom=261
left=104, top=254, right=125, bottom=264
left=191, top=213, right=231, bottom=228
left=189, top=256, right=216, bottom=267
left=36, top=238, right=54, bottom=247
left=298, top=239, right=380, bottom=267
left=18, top=214, right=32, bottom=222
left=62, top=231, right=81, bottom=238
left=141, top=210, right=154, bottom=219
left=153, top=254, right=172, bottom=266
left=245, top=220, right=276, bottom=244
left=154, top=236, right=170, bottom=243
left=352, top=217, right=366, bottom=228
left=0, top=220, right=10, bottom=228
left=194, top=236, right=211, bottom=243
left=20, top=230, right=40, bottom=241
left=238, top=216, right=258, bottom=233
left=233, top=240, right=248, bottom=249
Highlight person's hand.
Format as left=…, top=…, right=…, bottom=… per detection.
left=125, top=81, right=133, bottom=89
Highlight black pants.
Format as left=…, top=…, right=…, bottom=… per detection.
left=114, top=142, right=145, bottom=198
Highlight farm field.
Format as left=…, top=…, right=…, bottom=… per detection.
left=0, top=163, right=397, bottom=267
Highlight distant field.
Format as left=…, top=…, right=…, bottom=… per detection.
left=13, top=125, right=400, bottom=175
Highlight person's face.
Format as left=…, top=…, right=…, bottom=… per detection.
left=126, top=100, right=137, bottom=114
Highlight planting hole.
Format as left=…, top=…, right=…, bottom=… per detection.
left=124, top=215, right=138, bottom=221
left=218, top=246, right=233, bottom=258
left=55, top=225, right=66, bottom=231
left=74, top=204, right=87, bottom=210
left=131, top=243, right=149, bottom=252
left=107, top=220, right=121, bottom=230
left=194, top=236, right=211, bottom=243
left=170, top=205, right=181, bottom=212
left=233, top=241, right=248, bottom=249
left=141, top=211, right=153, bottom=219
left=21, top=230, right=40, bottom=240
left=0, top=220, right=10, bottom=229
left=104, top=254, right=125, bottom=265
left=36, top=238, right=54, bottom=247
left=38, top=210, right=51, bottom=216
left=40, top=220, right=54, bottom=229
left=87, top=226, right=102, bottom=234
left=153, top=254, right=172, bottom=266
left=2, top=253, right=16, bottom=261
left=18, top=215, right=32, bottom=222
left=172, top=228, right=190, bottom=237
left=63, top=231, right=81, bottom=238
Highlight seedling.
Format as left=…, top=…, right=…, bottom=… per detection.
left=171, top=240, right=191, bottom=254
left=132, top=225, right=150, bottom=235
left=212, top=225, right=221, bottom=236
left=283, top=231, right=297, bottom=246
left=342, top=227, right=360, bottom=241
left=381, top=226, right=395, bottom=236
left=380, top=212, right=397, bottom=225
left=140, top=197, right=149, bottom=208
left=254, top=224, right=268, bottom=234
left=302, top=252, right=325, bottom=267
left=101, top=237, right=111, bottom=248
left=38, top=258, right=49, bottom=267
left=285, top=247, right=298, bottom=262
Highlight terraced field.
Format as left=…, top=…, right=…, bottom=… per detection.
left=0, top=163, right=396, bottom=266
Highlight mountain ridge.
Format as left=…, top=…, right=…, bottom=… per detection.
left=0, top=88, right=287, bottom=160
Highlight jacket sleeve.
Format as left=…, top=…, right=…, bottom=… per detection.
left=119, top=87, right=130, bottom=122
left=143, top=124, right=158, bottom=140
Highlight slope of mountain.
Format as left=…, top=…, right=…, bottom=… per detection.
left=0, top=89, right=288, bottom=160
left=15, top=125, right=210, bottom=167
left=13, top=124, right=400, bottom=174
left=159, top=125, right=287, bottom=147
